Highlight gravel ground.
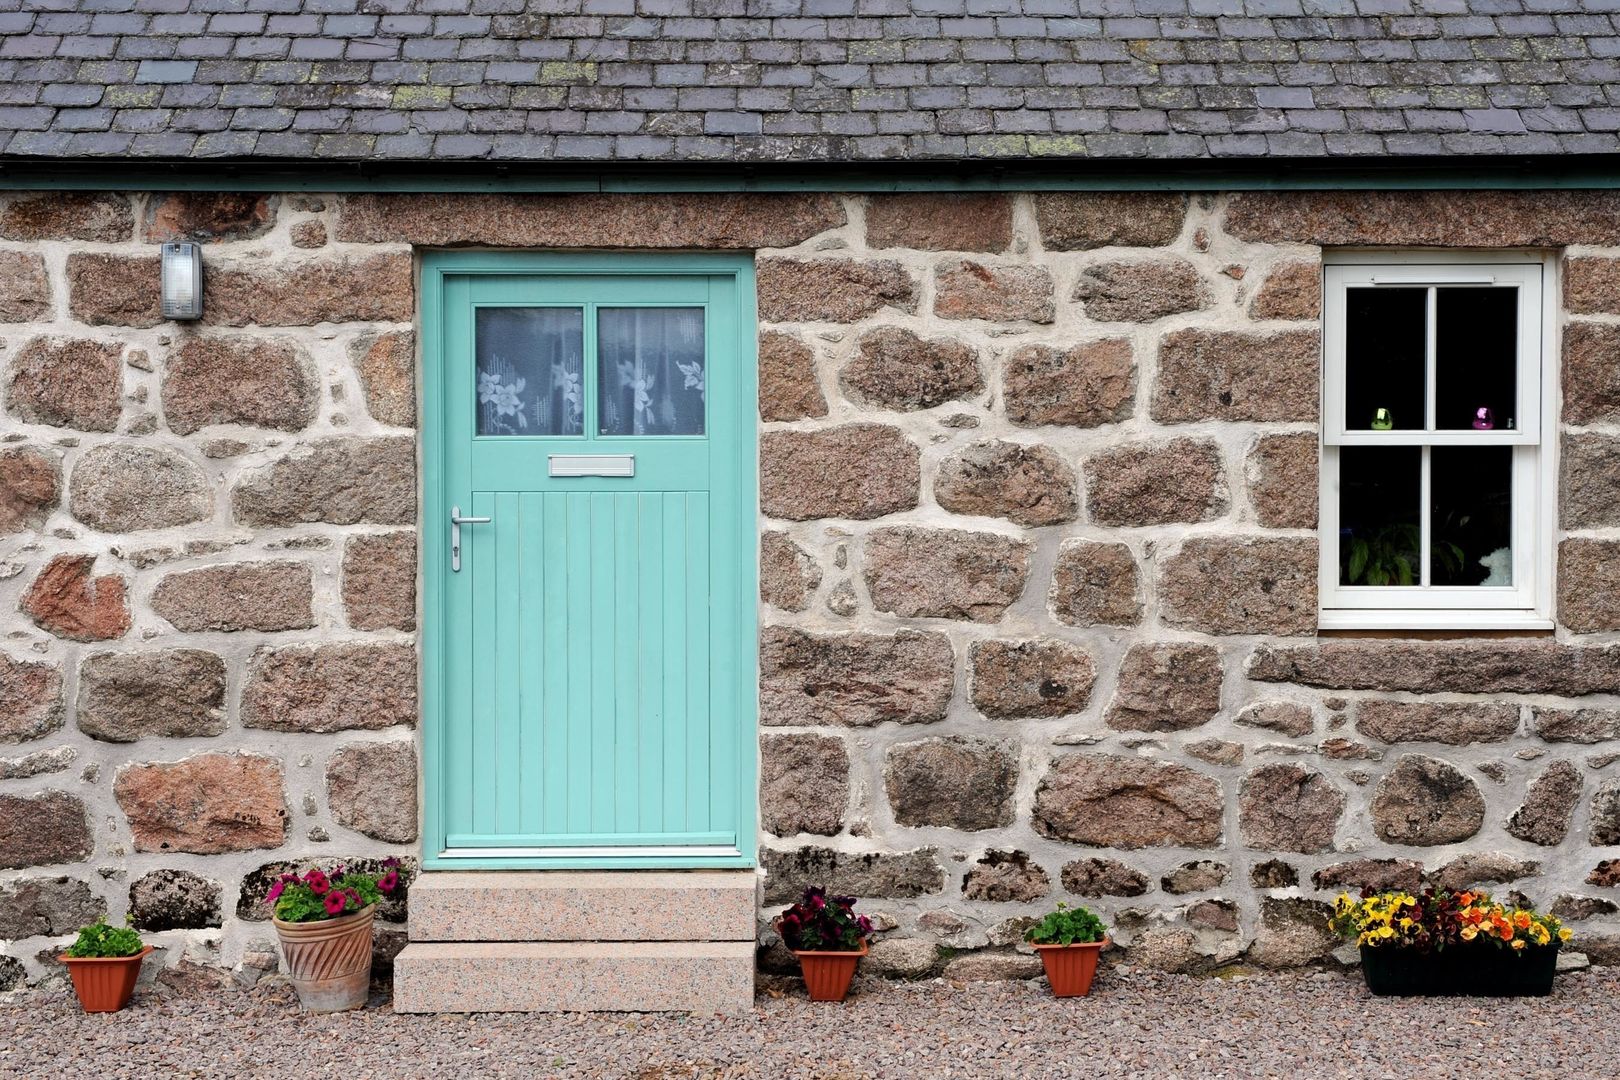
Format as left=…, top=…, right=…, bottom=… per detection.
left=4, top=965, right=1617, bottom=1080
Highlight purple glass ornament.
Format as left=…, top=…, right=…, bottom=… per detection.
left=1472, top=407, right=1495, bottom=431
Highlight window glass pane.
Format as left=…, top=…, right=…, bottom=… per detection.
left=475, top=307, right=584, bottom=436
left=597, top=307, right=706, bottom=436
left=1436, top=287, right=1518, bottom=431
left=1345, top=287, right=1426, bottom=431
left=1340, top=446, right=1421, bottom=587
left=1431, top=446, right=1513, bottom=586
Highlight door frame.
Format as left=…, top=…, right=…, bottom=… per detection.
left=418, top=250, right=760, bottom=870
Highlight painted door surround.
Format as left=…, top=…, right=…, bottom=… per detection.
left=419, top=251, right=759, bottom=870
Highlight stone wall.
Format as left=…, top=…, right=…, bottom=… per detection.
left=2, top=188, right=1620, bottom=988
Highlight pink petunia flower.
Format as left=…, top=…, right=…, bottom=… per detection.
left=378, top=871, right=399, bottom=894
left=324, top=891, right=348, bottom=916
left=304, top=869, right=330, bottom=895
left=266, top=881, right=285, bottom=902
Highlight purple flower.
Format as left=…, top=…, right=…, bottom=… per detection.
left=323, top=891, right=348, bottom=916
left=266, top=881, right=286, bottom=903
left=378, top=870, right=399, bottom=894
left=304, top=869, right=330, bottom=895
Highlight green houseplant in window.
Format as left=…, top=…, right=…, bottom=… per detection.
left=60, top=918, right=151, bottom=1013
left=1025, top=902, right=1109, bottom=997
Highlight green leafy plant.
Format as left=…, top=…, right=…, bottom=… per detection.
left=65, top=919, right=144, bottom=959
left=1345, top=524, right=1464, bottom=587
left=1025, top=902, right=1107, bottom=947
left=267, top=859, right=401, bottom=923
left=775, top=887, right=872, bottom=952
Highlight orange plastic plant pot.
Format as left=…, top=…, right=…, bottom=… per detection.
left=1033, top=939, right=1108, bottom=998
left=793, top=940, right=869, bottom=1002
left=61, top=946, right=153, bottom=1013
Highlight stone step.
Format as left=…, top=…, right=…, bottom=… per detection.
left=392, top=941, right=755, bottom=1013
left=406, top=869, right=759, bottom=942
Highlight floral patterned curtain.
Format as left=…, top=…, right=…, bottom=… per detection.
left=597, top=307, right=705, bottom=436
left=475, top=307, right=584, bottom=436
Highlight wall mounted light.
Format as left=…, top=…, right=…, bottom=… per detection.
left=160, top=242, right=203, bottom=320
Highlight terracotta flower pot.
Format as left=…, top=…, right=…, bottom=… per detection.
left=789, top=938, right=868, bottom=1002
left=273, top=903, right=376, bottom=1013
left=1033, top=938, right=1108, bottom=998
left=60, top=945, right=152, bottom=1013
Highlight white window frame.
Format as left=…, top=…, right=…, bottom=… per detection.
left=1319, top=250, right=1556, bottom=631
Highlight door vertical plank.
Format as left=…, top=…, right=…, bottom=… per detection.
left=493, top=491, right=523, bottom=836
left=517, top=493, right=546, bottom=834
left=685, top=491, right=712, bottom=832
left=470, top=490, right=498, bottom=836
left=564, top=491, right=593, bottom=836
left=541, top=492, right=569, bottom=836
left=589, top=491, right=617, bottom=834
left=637, top=492, right=665, bottom=837
left=612, top=491, right=640, bottom=832
left=662, top=491, right=688, bottom=832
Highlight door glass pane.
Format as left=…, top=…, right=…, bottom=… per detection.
left=475, top=307, right=585, bottom=436
left=1340, top=446, right=1421, bottom=587
left=1431, top=446, right=1513, bottom=586
left=1436, top=286, right=1517, bottom=431
left=598, top=307, right=706, bottom=436
left=1345, top=287, right=1426, bottom=431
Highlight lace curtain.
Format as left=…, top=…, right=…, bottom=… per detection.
left=475, top=307, right=584, bottom=436
left=597, top=307, right=706, bottom=436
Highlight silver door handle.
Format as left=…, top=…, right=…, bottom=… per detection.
left=450, top=505, right=490, bottom=573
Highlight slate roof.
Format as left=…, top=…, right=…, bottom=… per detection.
left=5, top=1, right=1620, bottom=163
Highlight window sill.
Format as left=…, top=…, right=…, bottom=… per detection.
left=1317, top=610, right=1554, bottom=633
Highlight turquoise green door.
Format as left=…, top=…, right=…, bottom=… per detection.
left=421, top=253, right=757, bottom=869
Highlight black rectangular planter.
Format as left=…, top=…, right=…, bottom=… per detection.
left=1359, top=943, right=1559, bottom=997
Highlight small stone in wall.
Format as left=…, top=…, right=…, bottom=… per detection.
left=841, top=326, right=983, bottom=411
left=825, top=579, right=858, bottom=616
left=1236, top=702, right=1314, bottom=738
left=128, top=869, right=222, bottom=931
left=760, top=424, right=920, bottom=521
left=242, top=641, right=418, bottom=733
left=759, top=846, right=945, bottom=904
left=77, top=649, right=226, bottom=743
left=1245, top=433, right=1318, bottom=530
left=1310, top=858, right=1425, bottom=894
left=1158, top=536, right=1317, bottom=636
left=760, top=733, right=848, bottom=838
left=1002, top=339, right=1135, bottom=428
left=865, top=937, right=941, bottom=979
left=0, top=746, right=76, bottom=780
left=759, top=626, right=953, bottom=727
left=67, top=252, right=163, bottom=327
left=962, top=850, right=1051, bottom=903
left=0, top=876, right=104, bottom=938
left=6, top=337, right=123, bottom=433
left=1370, top=755, right=1486, bottom=846
left=757, top=331, right=827, bottom=421
left=0, top=251, right=50, bottom=322
left=0, top=652, right=64, bottom=744
left=1552, top=895, right=1619, bottom=921
left=756, top=258, right=917, bottom=323
left=1250, top=859, right=1297, bottom=889
left=1506, top=760, right=1582, bottom=846
left=934, top=261, right=1054, bottom=323
left=1072, top=258, right=1209, bottom=323
left=1589, top=778, right=1620, bottom=846
left=232, top=436, right=415, bottom=527
left=1131, top=927, right=1207, bottom=974
left=1355, top=700, right=1520, bottom=746
left=20, top=554, right=130, bottom=642
left=151, top=561, right=315, bottom=633
left=1084, top=437, right=1227, bottom=526
left=115, top=753, right=289, bottom=855
left=1588, top=859, right=1620, bottom=887
left=350, top=331, right=416, bottom=428
left=1059, top=857, right=1150, bottom=897
left=934, top=439, right=1078, bottom=526
left=1248, top=897, right=1338, bottom=969
left=1162, top=860, right=1228, bottom=894
left=162, top=337, right=319, bottom=435
left=759, top=532, right=820, bottom=613
left=1185, top=739, right=1244, bottom=767
left=289, top=220, right=327, bottom=248
left=1104, top=643, right=1222, bottom=733
left=1248, top=260, right=1322, bottom=321
left=863, top=526, right=1032, bottom=623
left=0, top=446, right=60, bottom=535
left=326, top=741, right=418, bottom=844
left=1152, top=327, right=1320, bottom=424
left=1033, top=753, right=1222, bottom=848
left=885, top=736, right=1017, bottom=832
left=1239, top=764, right=1344, bottom=854
left=1535, top=707, right=1620, bottom=743
left=1031, top=192, right=1188, bottom=250
left=1048, top=540, right=1141, bottom=627
left=969, top=638, right=1096, bottom=720
left=1431, top=853, right=1540, bottom=892
left=342, top=532, right=416, bottom=632
left=0, top=792, right=92, bottom=869
left=69, top=444, right=213, bottom=533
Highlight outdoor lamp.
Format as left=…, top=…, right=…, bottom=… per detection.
left=160, top=242, right=203, bottom=320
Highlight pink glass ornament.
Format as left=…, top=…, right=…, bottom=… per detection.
left=1472, top=407, right=1495, bottom=431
